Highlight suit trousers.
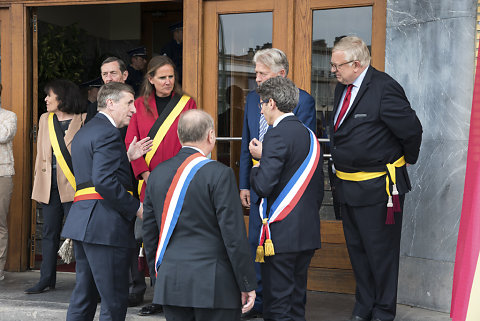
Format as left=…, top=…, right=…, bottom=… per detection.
left=0, top=176, right=13, bottom=271
left=341, top=196, right=404, bottom=321
left=247, top=198, right=263, bottom=312
left=261, top=250, right=315, bottom=321
left=67, top=241, right=132, bottom=321
left=39, top=187, right=71, bottom=287
left=163, top=304, right=241, bottom=321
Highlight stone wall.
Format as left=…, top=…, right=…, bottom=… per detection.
left=385, top=0, right=477, bottom=312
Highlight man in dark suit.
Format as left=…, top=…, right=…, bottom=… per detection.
left=250, top=76, right=323, bottom=321
left=62, top=82, right=143, bottom=321
left=142, top=109, right=257, bottom=321
left=329, top=36, right=423, bottom=321
left=239, top=48, right=317, bottom=318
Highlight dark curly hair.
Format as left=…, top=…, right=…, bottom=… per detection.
left=44, top=79, right=86, bottom=114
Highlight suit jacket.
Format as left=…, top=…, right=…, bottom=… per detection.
left=142, top=147, right=256, bottom=309
left=250, top=115, right=323, bottom=253
left=330, top=66, right=423, bottom=206
left=61, top=113, right=139, bottom=248
left=0, top=108, right=17, bottom=177
left=31, top=112, right=86, bottom=204
left=239, top=89, right=316, bottom=205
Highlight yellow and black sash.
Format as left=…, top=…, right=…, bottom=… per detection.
left=48, top=113, right=76, bottom=190
left=138, top=93, right=190, bottom=195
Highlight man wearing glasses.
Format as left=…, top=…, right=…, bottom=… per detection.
left=239, top=48, right=316, bottom=319
left=330, top=36, right=422, bottom=321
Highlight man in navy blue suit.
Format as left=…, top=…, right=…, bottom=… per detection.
left=239, top=48, right=316, bottom=318
left=250, top=76, right=323, bottom=321
left=62, top=82, right=144, bottom=321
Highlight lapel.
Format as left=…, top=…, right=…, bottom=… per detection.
left=341, top=66, right=374, bottom=124
left=64, top=113, right=85, bottom=148
left=148, top=93, right=160, bottom=119
left=249, top=91, right=261, bottom=138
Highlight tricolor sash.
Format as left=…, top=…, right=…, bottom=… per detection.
left=256, top=128, right=321, bottom=263
left=138, top=94, right=191, bottom=195
left=48, top=113, right=76, bottom=189
left=154, top=153, right=212, bottom=274
left=74, top=182, right=133, bottom=202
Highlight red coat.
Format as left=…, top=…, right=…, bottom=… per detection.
left=125, top=92, right=197, bottom=201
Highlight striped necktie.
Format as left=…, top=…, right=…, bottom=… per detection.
left=259, top=113, right=268, bottom=142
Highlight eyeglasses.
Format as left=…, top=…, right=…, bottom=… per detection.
left=258, top=99, right=269, bottom=109
left=330, top=60, right=354, bottom=71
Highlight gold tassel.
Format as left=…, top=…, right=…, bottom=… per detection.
left=264, top=239, right=275, bottom=256
left=255, top=245, right=265, bottom=263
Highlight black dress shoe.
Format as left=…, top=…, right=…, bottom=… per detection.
left=349, top=316, right=369, bottom=321
left=24, top=283, right=55, bottom=294
left=241, top=309, right=263, bottom=320
left=371, top=319, right=383, bottom=321
left=138, top=303, right=163, bottom=316
left=128, top=293, right=144, bottom=307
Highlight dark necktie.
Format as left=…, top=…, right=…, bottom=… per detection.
left=334, top=84, right=354, bottom=131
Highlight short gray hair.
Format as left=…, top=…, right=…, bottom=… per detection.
left=177, top=110, right=214, bottom=144
left=97, top=82, right=134, bottom=109
left=332, top=36, right=371, bottom=67
left=256, top=76, right=299, bottom=113
left=253, top=48, right=289, bottom=75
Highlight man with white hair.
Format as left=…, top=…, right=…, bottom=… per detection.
left=238, top=48, right=316, bottom=318
left=329, top=36, right=422, bottom=321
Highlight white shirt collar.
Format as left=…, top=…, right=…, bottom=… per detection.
left=99, top=111, right=117, bottom=128
left=273, top=112, right=294, bottom=128
left=182, top=146, right=205, bottom=156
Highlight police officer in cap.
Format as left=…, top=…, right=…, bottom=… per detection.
left=80, top=77, right=103, bottom=116
left=126, top=47, right=148, bottom=97
left=160, top=22, right=183, bottom=84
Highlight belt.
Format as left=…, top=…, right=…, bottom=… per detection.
left=335, top=156, right=406, bottom=224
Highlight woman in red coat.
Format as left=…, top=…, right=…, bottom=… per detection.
left=125, top=55, right=197, bottom=201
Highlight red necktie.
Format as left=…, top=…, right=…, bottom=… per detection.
left=334, top=84, right=354, bottom=131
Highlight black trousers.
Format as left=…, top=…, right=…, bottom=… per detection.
left=261, top=250, right=315, bottom=321
left=341, top=196, right=405, bottom=321
left=67, top=241, right=132, bottom=321
left=39, top=187, right=71, bottom=287
left=163, top=305, right=241, bottom=321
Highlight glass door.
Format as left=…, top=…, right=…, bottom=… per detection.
left=202, top=0, right=290, bottom=181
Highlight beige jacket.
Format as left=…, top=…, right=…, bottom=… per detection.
left=0, top=108, right=17, bottom=177
left=31, top=112, right=86, bottom=204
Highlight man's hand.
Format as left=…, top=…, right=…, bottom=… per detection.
left=249, top=138, right=262, bottom=160
left=241, top=290, right=256, bottom=314
left=240, top=189, right=250, bottom=209
left=127, top=136, right=153, bottom=161
left=141, top=171, right=151, bottom=184
left=136, top=203, right=143, bottom=220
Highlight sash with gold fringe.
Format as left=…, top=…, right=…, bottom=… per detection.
left=256, top=128, right=321, bottom=263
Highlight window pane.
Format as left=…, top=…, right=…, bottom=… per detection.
left=217, top=12, right=272, bottom=171
left=312, top=6, right=372, bottom=220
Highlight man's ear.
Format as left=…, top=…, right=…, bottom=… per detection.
left=278, top=69, right=286, bottom=78
left=122, top=70, right=129, bottom=82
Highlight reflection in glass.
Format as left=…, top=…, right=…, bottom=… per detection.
left=217, top=12, right=272, bottom=179
left=311, top=6, right=372, bottom=220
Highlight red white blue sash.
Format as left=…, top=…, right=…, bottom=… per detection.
left=155, top=152, right=212, bottom=274
left=256, top=128, right=320, bottom=262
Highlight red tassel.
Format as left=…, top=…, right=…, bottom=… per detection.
left=386, top=206, right=395, bottom=224
left=392, top=194, right=401, bottom=212
left=138, top=255, right=147, bottom=272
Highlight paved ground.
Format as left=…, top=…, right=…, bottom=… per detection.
left=0, top=271, right=451, bottom=321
